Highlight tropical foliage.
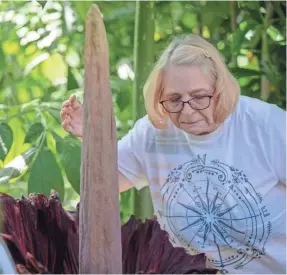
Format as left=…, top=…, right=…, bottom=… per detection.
left=0, top=0, right=285, bottom=222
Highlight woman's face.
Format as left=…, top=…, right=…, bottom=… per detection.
left=161, top=64, right=218, bottom=135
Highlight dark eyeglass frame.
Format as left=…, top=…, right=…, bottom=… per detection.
left=159, top=95, right=213, bottom=113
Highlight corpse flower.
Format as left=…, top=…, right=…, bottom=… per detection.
left=0, top=192, right=218, bottom=274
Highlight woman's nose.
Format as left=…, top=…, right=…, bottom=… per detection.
left=181, top=102, right=196, bottom=115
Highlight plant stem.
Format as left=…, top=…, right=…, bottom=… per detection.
left=0, top=107, right=60, bottom=123
left=230, top=0, right=237, bottom=67
left=133, top=0, right=155, bottom=220
left=261, top=1, right=273, bottom=101
left=0, top=110, right=36, bottom=123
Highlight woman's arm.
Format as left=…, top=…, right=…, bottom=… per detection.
left=119, top=172, right=134, bottom=192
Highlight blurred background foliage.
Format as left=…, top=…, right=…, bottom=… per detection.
left=0, top=0, right=285, bottom=223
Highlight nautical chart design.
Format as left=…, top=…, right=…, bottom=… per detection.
left=159, top=154, right=272, bottom=273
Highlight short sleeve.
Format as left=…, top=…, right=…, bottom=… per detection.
left=266, top=104, right=286, bottom=184
left=117, top=118, right=149, bottom=190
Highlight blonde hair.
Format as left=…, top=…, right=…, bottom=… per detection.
left=143, top=34, right=240, bottom=129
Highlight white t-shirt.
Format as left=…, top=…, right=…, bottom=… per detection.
left=118, top=95, right=286, bottom=274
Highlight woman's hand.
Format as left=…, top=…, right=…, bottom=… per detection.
left=60, top=95, right=134, bottom=193
left=60, top=95, right=83, bottom=138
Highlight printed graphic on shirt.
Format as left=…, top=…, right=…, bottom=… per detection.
left=159, top=154, right=272, bottom=274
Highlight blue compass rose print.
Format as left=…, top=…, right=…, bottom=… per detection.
left=160, top=154, right=272, bottom=273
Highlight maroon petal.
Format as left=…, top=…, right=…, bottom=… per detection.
left=1, top=192, right=218, bottom=274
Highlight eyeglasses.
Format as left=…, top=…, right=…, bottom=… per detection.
left=159, top=95, right=213, bottom=113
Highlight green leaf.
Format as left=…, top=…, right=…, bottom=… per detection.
left=120, top=189, right=134, bottom=224
left=24, top=53, right=50, bottom=76
left=28, top=148, right=64, bottom=199
left=48, top=109, right=61, bottom=124
left=0, top=147, right=36, bottom=184
left=24, top=123, right=44, bottom=144
left=36, top=1, right=47, bottom=9
left=267, top=25, right=285, bottom=42
left=201, top=1, right=229, bottom=31
left=231, top=68, right=263, bottom=78
left=181, top=12, right=197, bottom=30
left=40, top=101, right=62, bottom=110
left=231, top=30, right=247, bottom=55
left=0, top=167, right=20, bottom=184
left=67, top=67, right=79, bottom=91
left=0, top=123, right=13, bottom=162
left=54, top=133, right=81, bottom=194
left=0, top=47, right=6, bottom=71
left=0, top=181, right=27, bottom=199
left=249, top=25, right=263, bottom=48
left=113, top=78, right=132, bottom=111
left=72, top=1, right=92, bottom=21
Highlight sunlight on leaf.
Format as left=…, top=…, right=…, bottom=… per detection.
left=2, top=41, right=20, bottom=55
left=17, top=88, right=31, bottom=104
left=24, top=53, right=50, bottom=75
left=5, top=119, right=28, bottom=165
left=267, top=25, right=284, bottom=42
left=0, top=147, right=36, bottom=184
left=0, top=123, right=13, bottom=162
left=40, top=53, right=67, bottom=85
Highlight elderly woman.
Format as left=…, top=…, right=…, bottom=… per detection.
left=60, top=34, right=286, bottom=274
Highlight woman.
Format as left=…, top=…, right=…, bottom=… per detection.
left=61, top=34, right=286, bottom=274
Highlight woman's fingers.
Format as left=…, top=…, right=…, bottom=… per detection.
left=61, top=107, right=77, bottom=120
left=62, top=99, right=70, bottom=108
left=60, top=106, right=69, bottom=121
left=61, top=116, right=69, bottom=131
left=61, top=95, right=82, bottom=134
left=61, top=104, right=78, bottom=121
left=62, top=115, right=73, bottom=133
left=70, top=95, right=82, bottom=110
left=62, top=95, right=81, bottom=110
left=70, top=94, right=76, bottom=104
left=67, top=106, right=77, bottom=119
left=62, top=95, right=76, bottom=109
